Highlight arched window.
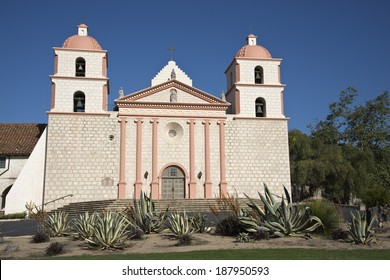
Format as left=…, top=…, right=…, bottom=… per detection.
left=254, top=66, right=263, bottom=84
left=73, top=91, right=85, bottom=112
left=255, top=97, right=266, bottom=117
left=75, top=57, right=86, bottom=77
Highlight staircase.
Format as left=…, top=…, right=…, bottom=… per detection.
left=51, top=198, right=260, bottom=219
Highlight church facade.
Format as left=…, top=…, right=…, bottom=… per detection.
left=5, top=24, right=291, bottom=213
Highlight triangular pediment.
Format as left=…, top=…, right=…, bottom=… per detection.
left=115, top=80, right=229, bottom=109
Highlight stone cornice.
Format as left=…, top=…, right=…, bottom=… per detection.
left=50, top=75, right=109, bottom=81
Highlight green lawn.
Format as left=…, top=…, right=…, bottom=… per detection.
left=51, top=248, right=390, bottom=260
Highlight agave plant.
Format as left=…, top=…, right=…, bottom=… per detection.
left=236, top=232, right=250, bottom=243
left=45, top=211, right=71, bottom=237
left=86, top=211, right=130, bottom=250
left=239, top=184, right=323, bottom=237
left=72, top=212, right=98, bottom=240
left=347, top=210, right=376, bottom=244
left=167, top=212, right=195, bottom=239
left=189, top=212, right=209, bottom=233
left=126, top=191, right=169, bottom=234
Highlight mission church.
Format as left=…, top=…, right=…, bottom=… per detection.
left=3, top=24, right=290, bottom=213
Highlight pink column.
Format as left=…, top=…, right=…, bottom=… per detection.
left=203, top=120, right=212, bottom=198
left=188, top=120, right=196, bottom=198
left=218, top=120, right=228, bottom=197
left=150, top=119, right=159, bottom=199
left=134, top=118, right=143, bottom=199
left=118, top=117, right=127, bottom=199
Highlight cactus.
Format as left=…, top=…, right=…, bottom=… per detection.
left=239, top=184, right=323, bottom=237
left=45, top=211, right=71, bottom=237
left=347, top=210, right=376, bottom=244
left=85, top=211, right=130, bottom=250
left=236, top=232, right=250, bottom=243
left=167, top=212, right=195, bottom=239
left=126, top=191, right=169, bottom=234
left=72, top=212, right=98, bottom=240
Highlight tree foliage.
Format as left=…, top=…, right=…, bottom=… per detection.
left=290, top=88, right=389, bottom=205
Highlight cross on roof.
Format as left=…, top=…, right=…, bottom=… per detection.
left=168, top=44, right=176, bottom=61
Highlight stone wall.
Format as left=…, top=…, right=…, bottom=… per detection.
left=44, top=112, right=119, bottom=210
left=225, top=117, right=291, bottom=198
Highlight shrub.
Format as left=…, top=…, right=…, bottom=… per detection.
left=216, top=215, right=245, bottom=236
left=0, top=212, right=27, bottom=220
left=331, top=229, right=349, bottom=240
left=45, top=242, right=65, bottom=256
left=33, top=226, right=50, bottom=243
left=347, top=210, right=376, bottom=244
left=129, top=228, right=144, bottom=240
left=210, top=191, right=241, bottom=216
left=45, top=211, right=71, bottom=237
left=239, top=184, right=323, bottom=237
left=177, top=233, right=192, bottom=246
left=72, top=212, right=98, bottom=240
left=86, top=212, right=130, bottom=250
left=252, top=228, right=269, bottom=241
left=306, top=199, right=340, bottom=235
left=4, top=243, right=19, bottom=252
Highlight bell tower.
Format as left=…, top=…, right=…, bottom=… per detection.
left=50, top=24, right=109, bottom=113
left=225, top=34, right=285, bottom=118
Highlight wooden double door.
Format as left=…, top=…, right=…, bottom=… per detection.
left=162, top=166, right=185, bottom=199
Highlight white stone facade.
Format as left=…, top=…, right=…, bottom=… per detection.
left=22, top=26, right=291, bottom=212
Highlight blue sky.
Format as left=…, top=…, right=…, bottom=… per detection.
left=0, top=0, right=389, bottom=134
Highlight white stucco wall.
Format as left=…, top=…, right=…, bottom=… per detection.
left=4, top=129, right=47, bottom=214
left=0, top=156, right=28, bottom=208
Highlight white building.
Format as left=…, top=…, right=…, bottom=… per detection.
left=4, top=24, right=291, bottom=213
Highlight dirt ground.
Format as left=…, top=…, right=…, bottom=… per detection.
left=1, top=227, right=390, bottom=259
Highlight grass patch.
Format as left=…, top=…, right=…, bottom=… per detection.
left=50, top=248, right=390, bottom=260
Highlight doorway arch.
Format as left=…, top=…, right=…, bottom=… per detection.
left=161, top=165, right=185, bottom=199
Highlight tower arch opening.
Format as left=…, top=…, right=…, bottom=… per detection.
left=254, top=66, right=263, bottom=84
left=255, top=97, right=266, bottom=117
left=73, top=91, right=86, bottom=112
left=75, top=57, right=86, bottom=77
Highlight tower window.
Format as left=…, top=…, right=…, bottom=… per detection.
left=75, top=57, right=86, bottom=77
left=254, top=66, right=263, bottom=84
left=255, top=97, right=266, bottom=117
left=73, top=91, right=85, bottom=112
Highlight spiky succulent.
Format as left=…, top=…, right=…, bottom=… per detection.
left=347, top=210, right=376, bottom=244
left=239, top=184, right=323, bottom=237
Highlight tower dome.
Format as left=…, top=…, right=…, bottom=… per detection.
left=235, top=34, right=271, bottom=59
left=62, top=24, right=102, bottom=50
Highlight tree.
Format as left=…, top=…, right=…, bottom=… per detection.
left=290, top=88, right=389, bottom=203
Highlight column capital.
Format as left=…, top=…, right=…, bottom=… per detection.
left=217, top=120, right=226, bottom=125
left=118, top=116, right=128, bottom=123
left=134, top=118, right=144, bottom=124
left=187, top=119, right=196, bottom=125
left=150, top=118, right=160, bottom=124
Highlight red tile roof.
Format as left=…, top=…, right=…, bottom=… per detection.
left=0, top=124, right=47, bottom=156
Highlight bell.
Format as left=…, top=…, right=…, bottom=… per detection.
left=78, top=64, right=84, bottom=71
left=76, top=98, right=83, bottom=109
left=256, top=106, right=263, bottom=114
left=255, top=72, right=261, bottom=79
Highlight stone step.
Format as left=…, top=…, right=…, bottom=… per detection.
left=50, top=198, right=261, bottom=219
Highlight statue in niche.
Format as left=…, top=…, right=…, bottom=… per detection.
left=170, top=89, right=177, bottom=102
